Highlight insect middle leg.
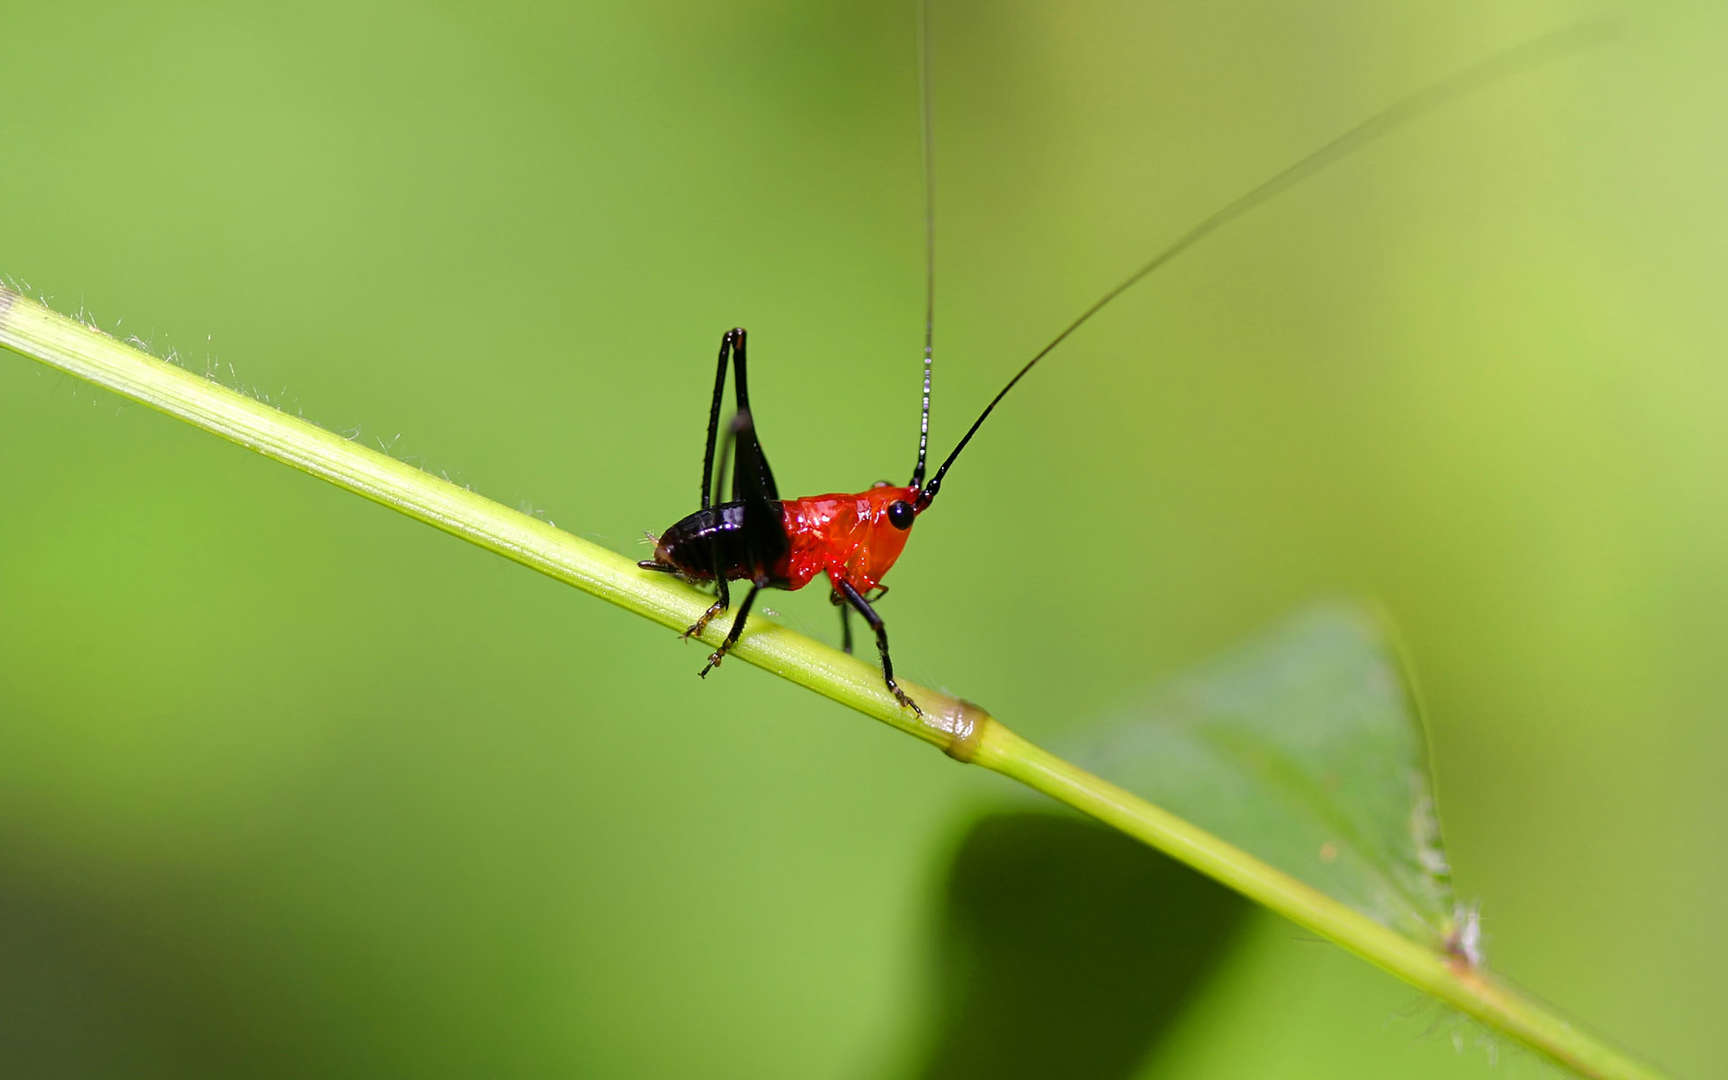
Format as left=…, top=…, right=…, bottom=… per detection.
left=835, top=579, right=921, bottom=716
left=831, top=590, right=854, bottom=655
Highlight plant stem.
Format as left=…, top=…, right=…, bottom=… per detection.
left=0, top=286, right=1669, bottom=1080
left=976, top=725, right=1665, bottom=1080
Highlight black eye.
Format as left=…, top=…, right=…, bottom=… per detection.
left=887, top=500, right=915, bottom=530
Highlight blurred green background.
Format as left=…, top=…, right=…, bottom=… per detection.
left=1, top=0, right=1720, bottom=1075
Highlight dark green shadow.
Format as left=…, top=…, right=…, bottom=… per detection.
left=912, top=812, right=1249, bottom=1079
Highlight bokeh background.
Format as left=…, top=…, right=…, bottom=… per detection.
left=1, top=0, right=1721, bottom=1075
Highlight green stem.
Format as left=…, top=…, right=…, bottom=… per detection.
left=976, top=725, right=1664, bottom=1080
left=0, top=286, right=1667, bottom=1080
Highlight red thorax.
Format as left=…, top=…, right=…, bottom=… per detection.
left=774, top=485, right=921, bottom=594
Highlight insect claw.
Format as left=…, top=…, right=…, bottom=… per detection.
left=890, top=684, right=924, bottom=717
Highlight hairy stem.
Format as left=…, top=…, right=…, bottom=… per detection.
left=0, top=285, right=1667, bottom=1080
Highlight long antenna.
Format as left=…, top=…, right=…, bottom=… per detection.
left=908, top=0, right=937, bottom=489
left=916, top=23, right=1606, bottom=508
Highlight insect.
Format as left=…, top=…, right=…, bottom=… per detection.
left=638, top=7, right=1586, bottom=716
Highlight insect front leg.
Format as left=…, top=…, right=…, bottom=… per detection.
left=836, top=578, right=921, bottom=716
left=831, top=585, right=890, bottom=655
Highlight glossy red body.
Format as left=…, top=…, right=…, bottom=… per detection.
left=773, top=485, right=921, bottom=594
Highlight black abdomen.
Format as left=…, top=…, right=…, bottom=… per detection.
left=641, top=500, right=790, bottom=586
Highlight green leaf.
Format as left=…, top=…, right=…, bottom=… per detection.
left=1059, top=604, right=1457, bottom=947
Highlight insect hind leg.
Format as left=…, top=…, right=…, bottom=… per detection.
left=682, top=574, right=730, bottom=641
left=700, top=580, right=764, bottom=676
left=677, top=331, right=789, bottom=679
left=686, top=407, right=788, bottom=671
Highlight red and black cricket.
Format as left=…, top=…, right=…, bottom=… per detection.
left=637, top=12, right=1583, bottom=716
left=637, top=321, right=993, bottom=717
